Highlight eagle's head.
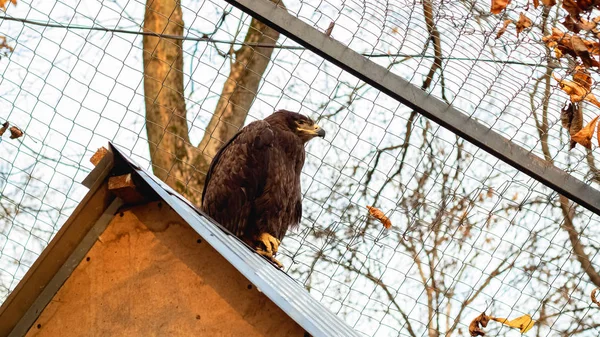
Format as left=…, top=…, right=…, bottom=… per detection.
left=268, top=110, right=326, bottom=143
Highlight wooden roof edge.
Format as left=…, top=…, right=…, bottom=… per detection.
left=0, top=146, right=121, bottom=337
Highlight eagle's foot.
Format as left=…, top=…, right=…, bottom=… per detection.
left=256, top=248, right=284, bottom=268
left=256, top=232, right=280, bottom=255
left=254, top=233, right=282, bottom=268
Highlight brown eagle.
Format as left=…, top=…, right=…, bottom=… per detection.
left=201, top=110, right=325, bottom=268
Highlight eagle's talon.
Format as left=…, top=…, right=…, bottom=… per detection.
left=256, top=247, right=284, bottom=268
left=256, top=232, right=280, bottom=255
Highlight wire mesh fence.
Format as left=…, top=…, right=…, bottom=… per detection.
left=1, top=0, right=600, bottom=336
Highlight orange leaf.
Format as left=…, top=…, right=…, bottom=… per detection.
left=490, top=315, right=535, bottom=333
left=573, top=66, right=592, bottom=91
left=541, top=0, right=555, bottom=6
left=496, top=20, right=512, bottom=39
left=578, top=18, right=597, bottom=31
left=543, top=28, right=600, bottom=66
left=516, top=13, right=532, bottom=37
left=592, top=287, right=600, bottom=307
left=553, top=73, right=600, bottom=109
left=572, top=35, right=600, bottom=67
left=533, top=0, right=539, bottom=8
left=491, top=0, right=511, bottom=14
left=0, top=36, right=12, bottom=56
left=0, top=0, right=16, bottom=10
left=366, top=206, right=392, bottom=229
left=553, top=73, right=587, bottom=102
left=597, top=118, right=600, bottom=147
left=571, top=115, right=599, bottom=149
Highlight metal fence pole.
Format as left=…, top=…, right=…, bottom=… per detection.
left=224, top=0, right=600, bottom=215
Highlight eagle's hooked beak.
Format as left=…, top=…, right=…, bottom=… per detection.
left=299, top=123, right=326, bottom=139
left=315, top=125, right=326, bottom=138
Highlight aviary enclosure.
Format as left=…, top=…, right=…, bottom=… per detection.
left=1, top=0, right=600, bottom=335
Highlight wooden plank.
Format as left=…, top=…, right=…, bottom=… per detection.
left=9, top=198, right=124, bottom=337
left=0, top=161, right=115, bottom=336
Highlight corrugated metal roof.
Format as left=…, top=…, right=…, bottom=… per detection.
left=109, top=144, right=364, bottom=337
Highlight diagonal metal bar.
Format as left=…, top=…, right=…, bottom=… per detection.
left=224, top=0, right=600, bottom=215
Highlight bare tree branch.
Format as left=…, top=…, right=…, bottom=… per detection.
left=196, top=0, right=284, bottom=172
left=142, top=0, right=284, bottom=205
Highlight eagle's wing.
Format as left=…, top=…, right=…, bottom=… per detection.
left=201, top=120, right=274, bottom=237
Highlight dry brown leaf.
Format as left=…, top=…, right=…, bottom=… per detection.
left=541, top=0, right=556, bottom=6
left=516, top=13, right=532, bottom=37
left=554, top=73, right=587, bottom=102
left=573, top=66, right=592, bottom=91
left=324, top=21, right=335, bottom=37
left=562, top=15, right=580, bottom=33
left=487, top=187, right=494, bottom=198
left=491, top=0, right=511, bottom=14
left=571, top=115, right=599, bottom=149
left=553, top=73, right=600, bottom=109
left=0, top=36, right=13, bottom=57
left=490, top=315, right=536, bottom=333
left=592, top=287, right=600, bottom=307
left=543, top=28, right=600, bottom=66
left=9, top=126, right=22, bottom=139
left=572, top=35, right=600, bottom=68
left=562, top=0, right=582, bottom=19
left=366, top=206, right=392, bottom=229
left=533, top=0, right=539, bottom=8
left=562, top=15, right=596, bottom=33
left=0, top=0, right=16, bottom=10
left=496, top=19, right=512, bottom=39
left=571, top=103, right=584, bottom=149
left=562, top=103, right=584, bottom=149
left=561, top=103, right=575, bottom=130
left=512, top=193, right=519, bottom=201
left=471, top=312, right=536, bottom=336
left=578, top=18, right=597, bottom=31
left=469, top=312, right=490, bottom=336
left=0, top=121, right=8, bottom=136
left=391, top=27, right=399, bottom=34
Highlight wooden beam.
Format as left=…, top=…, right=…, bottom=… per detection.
left=90, top=147, right=108, bottom=166
left=108, top=173, right=146, bottom=204
left=82, top=147, right=114, bottom=189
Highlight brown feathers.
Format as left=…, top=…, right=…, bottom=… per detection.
left=201, top=110, right=324, bottom=246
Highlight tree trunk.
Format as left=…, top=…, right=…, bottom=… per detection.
left=142, top=0, right=283, bottom=206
